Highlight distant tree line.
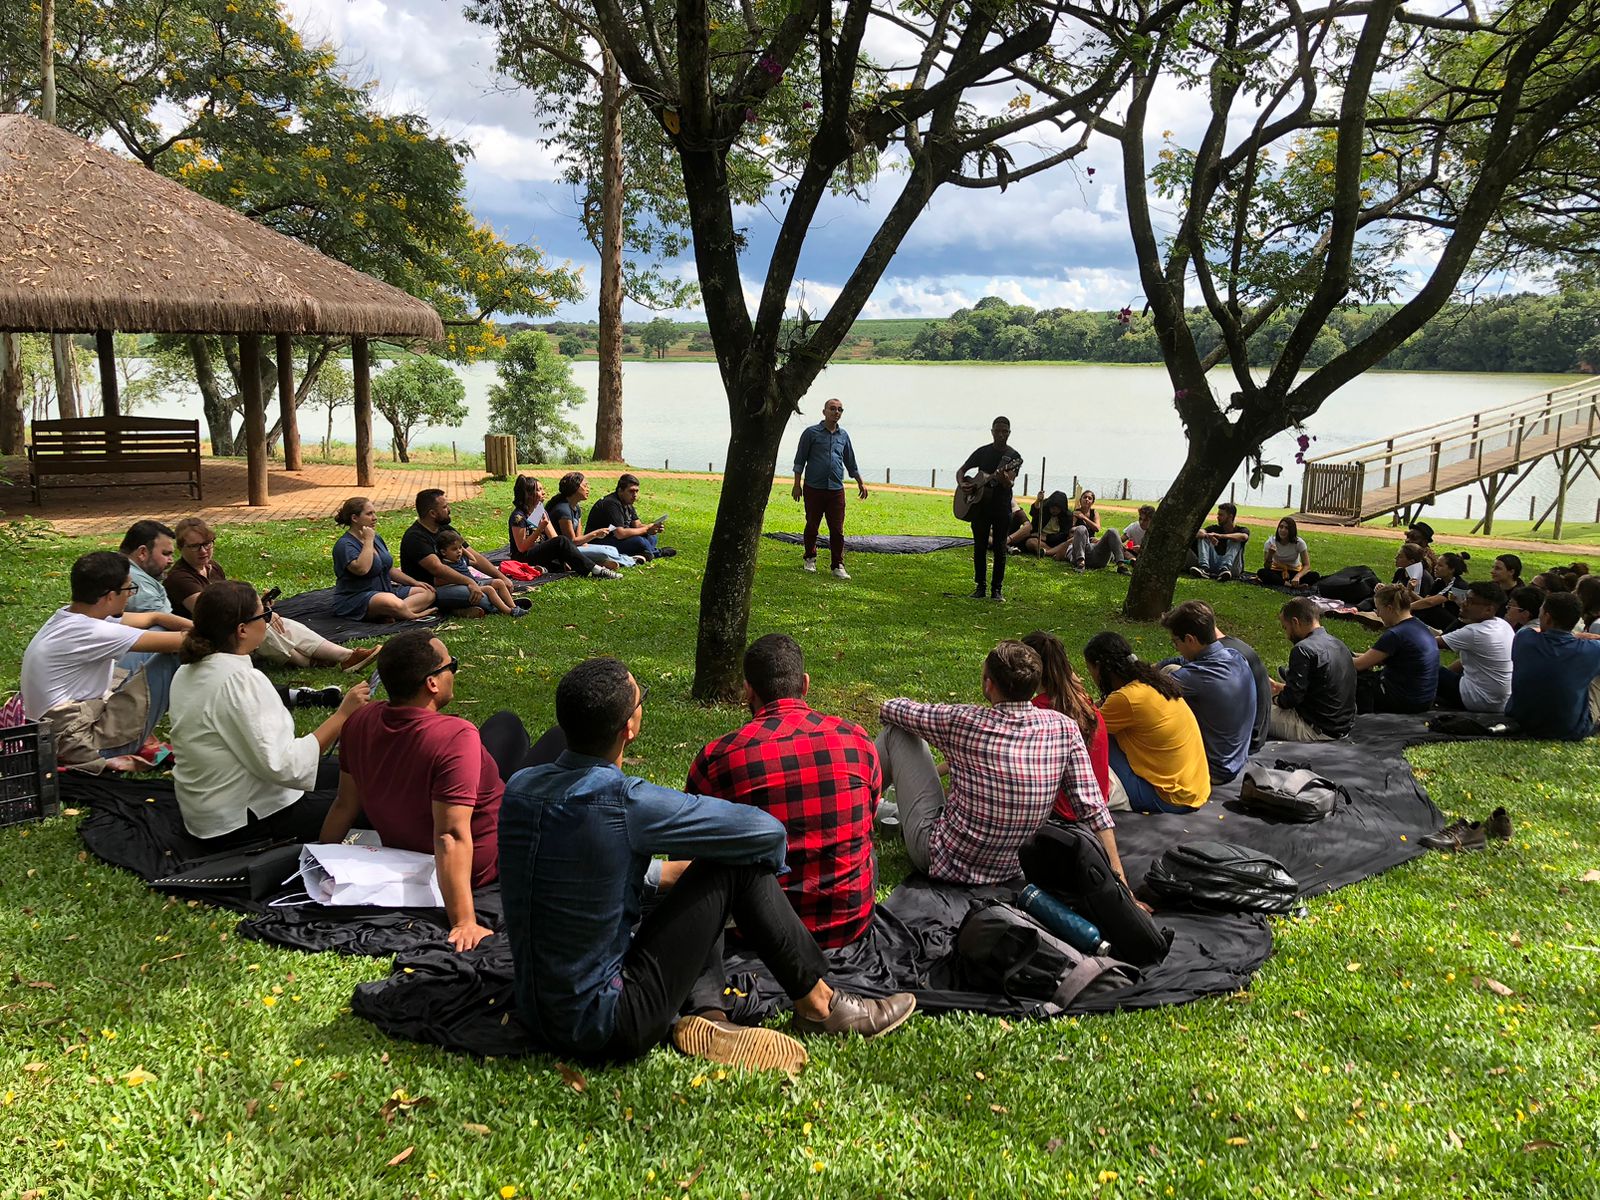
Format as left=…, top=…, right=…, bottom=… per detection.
left=905, top=288, right=1600, bottom=374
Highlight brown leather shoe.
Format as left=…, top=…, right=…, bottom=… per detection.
left=671, top=1014, right=809, bottom=1074
left=1423, top=819, right=1487, bottom=853
left=791, top=990, right=916, bottom=1039
left=341, top=644, right=380, bottom=672
left=1486, top=807, right=1513, bottom=841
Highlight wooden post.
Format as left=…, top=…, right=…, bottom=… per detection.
left=352, top=336, right=374, bottom=488
left=885, top=467, right=891, bottom=484
left=1465, top=495, right=1472, bottom=520
left=1483, top=476, right=1499, bottom=536
left=276, top=333, right=301, bottom=471
left=484, top=434, right=516, bottom=479
left=95, top=330, right=119, bottom=418
left=1229, top=481, right=1236, bottom=504
left=1122, top=478, right=1129, bottom=500
left=1040, top=457, right=1046, bottom=492
left=1022, top=473, right=1028, bottom=496
left=1554, top=449, right=1572, bottom=541
left=239, top=333, right=268, bottom=506
left=1286, top=484, right=1293, bottom=509
left=931, top=468, right=936, bottom=488
left=1529, top=495, right=1536, bottom=521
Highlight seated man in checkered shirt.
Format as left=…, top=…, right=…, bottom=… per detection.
left=684, top=634, right=880, bottom=948
left=876, top=639, right=1128, bottom=886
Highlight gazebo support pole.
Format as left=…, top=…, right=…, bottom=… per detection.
left=276, top=333, right=301, bottom=471
left=353, top=336, right=374, bottom=487
left=95, top=330, right=119, bottom=418
left=240, top=333, right=269, bottom=506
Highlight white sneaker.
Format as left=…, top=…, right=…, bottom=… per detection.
left=592, top=566, right=623, bottom=580
left=802, top=558, right=817, bottom=573
left=831, top=565, right=851, bottom=580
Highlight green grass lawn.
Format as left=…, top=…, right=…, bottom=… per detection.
left=2, top=479, right=1598, bottom=1199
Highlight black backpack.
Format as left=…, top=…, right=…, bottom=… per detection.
left=1144, top=841, right=1300, bottom=914
left=1019, top=819, right=1173, bottom=966
left=1236, top=761, right=1347, bottom=823
left=954, top=900, right=1140, bottom=1012
left=1317, top=565, right=1378, bottom=604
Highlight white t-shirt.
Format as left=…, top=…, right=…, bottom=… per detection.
left=21, top=608, right=144, bottom=719
left=1442, top=616, right=1515, bottom=713
left=1265, top=536, right=1309, bottom=569
left=169, top=653, right=322, bottom=838
left=1123, top=522, right=1148, bottom=550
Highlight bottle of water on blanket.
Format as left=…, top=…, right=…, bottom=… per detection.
left=1017, top=885, right=1111, bottom=956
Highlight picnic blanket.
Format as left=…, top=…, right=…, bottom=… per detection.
left=272, top=570, right=571, bottom=645
left=764, top=533, right=974, bottom=554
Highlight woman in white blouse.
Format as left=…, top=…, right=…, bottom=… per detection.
left=169, top=581, right=369, bottom=847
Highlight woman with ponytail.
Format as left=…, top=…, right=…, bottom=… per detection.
left=169, top=581, right=370, bottom=845
left=1412, top=551, right=1471, bottom=630
left=1022, top=631, right=1114, bottom=809
left=1352, top=582, right=1440, bottom=713
left=1082, top=632, right=1210, bottom=813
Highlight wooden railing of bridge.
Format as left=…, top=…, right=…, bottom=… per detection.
left=1297, top=378, right=1600, bottom=538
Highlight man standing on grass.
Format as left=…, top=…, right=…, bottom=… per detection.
left=957, top=416, right=1024, bottom=602
left=793, top=398, right=868, bottom=580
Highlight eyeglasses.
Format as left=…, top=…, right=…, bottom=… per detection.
left=183, top=540, right=215, bottom=552
left=427, top=657, right=460, bottom=678
left=112, top=584, right=137, bottom=596
left=618, top=683, right=649, bottom=730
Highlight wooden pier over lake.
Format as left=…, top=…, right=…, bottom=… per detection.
left=1296, top=378, right=1600, bottom=538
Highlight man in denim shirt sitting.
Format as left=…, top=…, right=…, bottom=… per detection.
left=499, top=657, right=915, bottom=1072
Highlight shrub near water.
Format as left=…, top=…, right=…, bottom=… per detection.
left=0, top=479, right=1596, bottom=1198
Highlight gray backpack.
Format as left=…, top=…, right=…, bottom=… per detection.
left=1236, top=761, right=1346, bottom=823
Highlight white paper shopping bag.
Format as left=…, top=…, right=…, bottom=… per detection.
left=295, top=843, right=443, bottom=908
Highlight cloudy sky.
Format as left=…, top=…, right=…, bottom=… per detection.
left=276, top=0, right=1490, bottom=325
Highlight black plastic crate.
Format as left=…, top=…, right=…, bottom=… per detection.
left=0, top=722, right=60, bottom=828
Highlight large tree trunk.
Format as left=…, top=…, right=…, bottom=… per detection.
left=592, top=51, right=626, bottom=462
left=188, top=336, right=236, bottom=455
left=0, top=333, right=23, bottom=454
left=692, top=389, right=790, bottom=700
left=50, top=336, right=80, bottom=420
left=1123, top=429, right=1247, bottom=620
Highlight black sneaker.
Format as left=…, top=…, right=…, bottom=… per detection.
left=990, top=590, right=1005, bottom=603
left=1188, top=566, right=1208, bottom=578
left=971, top=585, right=987, bottom=599
left=656, top=547, right=678, bottom=558
left=1217, top=567, right=1235, bottom=582
left=1421, top=818, right=1487, bottom=852
left=1486, top=807, right=1513, bottom=841
left=294, top=685, right=343, bottom=709
left=1419, top=817, right=1470, bottom=849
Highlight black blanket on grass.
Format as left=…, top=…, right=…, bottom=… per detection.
left=272, top=571, right=571, bottom=646
left=764, top=532, right=973, bottom=554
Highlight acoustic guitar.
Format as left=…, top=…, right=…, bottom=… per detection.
left=952, top=453, right=1023, bottom=521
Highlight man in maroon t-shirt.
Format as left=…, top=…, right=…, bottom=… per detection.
left=319, top=631, right=503, bottom=951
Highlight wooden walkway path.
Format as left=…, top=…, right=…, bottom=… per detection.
left=1298, top=378, right=1600, bottom=536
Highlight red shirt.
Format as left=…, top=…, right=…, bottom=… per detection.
left=1032, top=693, right=1111, bottom=818
left=686, top=699, right=880, bottom=948
left=339, top=703, right=504, bottom=887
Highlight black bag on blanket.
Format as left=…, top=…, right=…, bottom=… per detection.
left=1236, top=762, right=1347, bottom=823
left=954, top=900, right=1140, bottom=1011
left=1144, top=841, right=1300, bottom=914
left=151, top=842, right=304, bottom=903
left=1018, top=819, right=1172, bottom=967
left=1317, top=566, right=1378, bottom=604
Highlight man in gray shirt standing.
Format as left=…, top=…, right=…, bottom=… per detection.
left=793, top=398, right=867, bottom=580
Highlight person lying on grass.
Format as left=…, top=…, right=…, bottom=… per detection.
left=319, top=631, right=507, bottom=953
left=680, top=633, right=881, bottom=949
left=876, top=639, right=1129, bottom=885
left=21, top=550, right=188, bottom=771
left=499, top=656, right=916, bottom=1071
left=169, top=581, right=369, bottom=847
left=158, top=516, right=379, bottom=674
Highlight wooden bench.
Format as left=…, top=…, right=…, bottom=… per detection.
left=28, top=417, right=203, bottom=505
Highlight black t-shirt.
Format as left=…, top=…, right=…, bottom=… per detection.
left=587, top=494, right=636, bottom=535
left=959, top=443, right=1023, bottom=517
left=400, top=520, right=447, bottom=581
left=1205, top=522, right=1249, bottom=542
left=547, top=497, right=582, bottom=538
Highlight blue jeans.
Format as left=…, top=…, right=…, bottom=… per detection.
left=104, top=649, right=179, bottom=755
left=578, top=543, right=636, bottom=568
left=1196, top=537, right=1244, bottom=576
left=601, top=532, right=659, bottom=559
left=433, top=584, right=496, bottom=613
left=1107, top=734, right=1192, bottom=814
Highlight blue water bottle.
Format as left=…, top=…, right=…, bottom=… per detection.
left=1017, top=884, right=1110, bottom=956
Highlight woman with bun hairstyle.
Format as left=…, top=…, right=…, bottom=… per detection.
left=168, top=581, right=369, bottom=845
left=1412, top=551, right=1471, bottom=630
left=1082, top=632, right=1210, bottom=813
left=1022, top=630, right=1114, bottom=810
left=331, top=496, right=436, bottom=621
left=1352, top=582, right=1439, bottom=713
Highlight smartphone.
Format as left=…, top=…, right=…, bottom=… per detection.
left=365, top=667, right=382, bottom=695
left=261, top=585, right=282, bottom=606
left=653, top=513, right=668, bottom=527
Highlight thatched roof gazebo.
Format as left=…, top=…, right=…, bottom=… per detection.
left=0, top=113, right=445, bottom=503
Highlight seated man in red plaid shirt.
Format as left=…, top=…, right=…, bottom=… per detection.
left=876, top=639, right=1129, bottom=887
left=684, top=634, right=880, bottom=948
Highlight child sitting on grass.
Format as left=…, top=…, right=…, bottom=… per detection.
left=434, top=530, right=525, bottom=617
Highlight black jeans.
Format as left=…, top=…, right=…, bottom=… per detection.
left=1356, top=670, right=1434, bottom=715
left=479, top=712, right=568, bottom=783
left=195, top=758, right=343, bottom=850
left=513, top=535, right=593, bottom=577
left=601, top=859, right=829, bottom=1061
left=970, top=510, right=1007, bottom=592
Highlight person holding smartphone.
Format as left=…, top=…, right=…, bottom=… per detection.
left=586, top=473, right=677, bottom=560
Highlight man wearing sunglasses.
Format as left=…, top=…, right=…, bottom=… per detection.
left=499, top=656, right=916, bottom=1074
left=20, top=551, right=189, bottom=770
left=320, top=631, right=502, bottom=952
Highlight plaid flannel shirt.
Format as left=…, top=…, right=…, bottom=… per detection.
left=880, top=697, right=1110, bottom=884
left=686, top=699, right=880, bottom=947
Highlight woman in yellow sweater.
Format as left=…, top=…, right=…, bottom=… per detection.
left=1082, top=632, right=1211, bottom=813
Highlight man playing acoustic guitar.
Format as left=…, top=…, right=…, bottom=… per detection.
left=956, top=416, right=1024, bottom=602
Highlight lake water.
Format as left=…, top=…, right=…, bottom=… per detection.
left=137, top=360, right=1592, bottom=520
